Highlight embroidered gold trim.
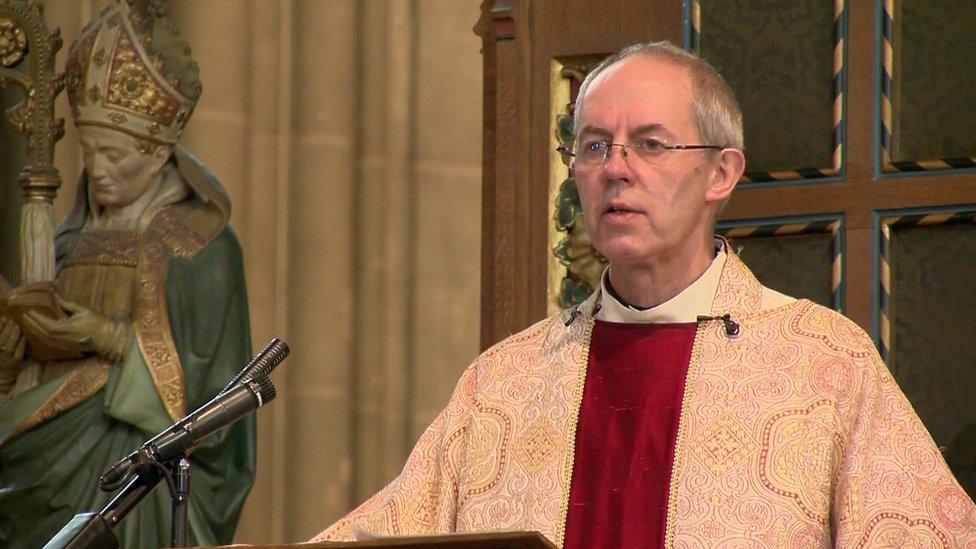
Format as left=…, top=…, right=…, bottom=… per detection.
left=663, top=322, right=707, bottom=548
left=133, top=214, right=187, bottom=422
left=554, top=316, right=595, bottom=547
left=15, top=358, right=112, bottom=437
left=160, top=226, right=205, bottom=259
left=63, top=230, right=141, bottom=267
left=155, top=207, right=207, bottom=259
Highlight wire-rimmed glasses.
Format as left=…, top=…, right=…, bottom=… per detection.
left=556, top=139, right=724, bottom=168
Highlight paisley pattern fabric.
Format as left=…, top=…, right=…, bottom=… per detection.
left=313, top=254, right=976, bottom=547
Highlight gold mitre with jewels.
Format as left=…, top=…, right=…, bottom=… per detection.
left=64, top=0, right=201, bottom=145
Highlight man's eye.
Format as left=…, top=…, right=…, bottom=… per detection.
left=641, top=139, right=666, bottom=151
left=583, top=141, right=605, bottom=154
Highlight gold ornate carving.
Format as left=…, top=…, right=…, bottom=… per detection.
left=64, top=1, right=200, bottom=145
left=107, top=111, right=127, bottom=124
left=559, top=227, right=605, bottom=292
left=0, top=1, right=67, bottom=282
left=548, top=58, right=610, bottom=312
left=105, top=33, right=180, bottom=125
left=0, top=17, right=28, bottom=67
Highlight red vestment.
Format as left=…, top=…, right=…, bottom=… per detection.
left=564, top=321, right=696, bottom=549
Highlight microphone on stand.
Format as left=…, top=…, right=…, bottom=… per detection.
left=220, top=337, right=289, bottom=393
left=99, top=376, right=276, bottom=490
left=46, top=338, right=289, bottom=549
left=99, top=338, right=289, bottom=490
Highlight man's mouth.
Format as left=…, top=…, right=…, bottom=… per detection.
left=603, top=202, right=642, bottom=218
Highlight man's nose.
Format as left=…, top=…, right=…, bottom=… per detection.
left=602, top=144, right=632, bottom=181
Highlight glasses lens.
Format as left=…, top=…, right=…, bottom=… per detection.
left=577, top=140, right=607, bottom=165
left=631, top=139, right=669, bottom=163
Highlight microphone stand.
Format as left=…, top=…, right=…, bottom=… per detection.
left=43, top=339, right=287, bottom=549
left=172, top=456, right=191, bottom=547
left=43, top=453, right=191, bottom=549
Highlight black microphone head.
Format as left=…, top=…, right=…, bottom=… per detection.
left=247, top=375, right=277, bottom=406
left=243, top=338, right=289, bottom=383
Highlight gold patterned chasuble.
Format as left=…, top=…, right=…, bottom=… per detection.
left=314, top=253, right=976, bottom=547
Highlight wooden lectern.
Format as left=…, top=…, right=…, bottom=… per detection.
left=202, top=531, right=555, bottom=549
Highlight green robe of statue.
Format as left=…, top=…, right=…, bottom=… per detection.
left=0, top=148, right=255, bottom=548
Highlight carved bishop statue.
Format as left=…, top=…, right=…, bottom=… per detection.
left=0, top=1, right=254, bottom=547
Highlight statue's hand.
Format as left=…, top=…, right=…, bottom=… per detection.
left=0, top=316, right=26, bottom=394
left=21, top=295, right=131, bottom=362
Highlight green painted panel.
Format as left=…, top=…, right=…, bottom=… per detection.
left=698, top=0, right=836, bottom=173
left=890, top=222, right=976, bottom=500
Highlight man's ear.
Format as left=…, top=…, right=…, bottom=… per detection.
left=706, top=148, right=745, bottom=204
left=150, top=145, right=174, bottom=176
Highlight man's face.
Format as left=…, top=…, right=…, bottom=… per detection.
left=78, top=125, right=163, bottom=210
left=574, top=56, right=720, bottom=268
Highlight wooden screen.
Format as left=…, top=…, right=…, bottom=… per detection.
left=478, top=0, right=976, bottom=499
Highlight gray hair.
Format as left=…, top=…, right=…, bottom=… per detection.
left=573, top=41, right=743, bottom=150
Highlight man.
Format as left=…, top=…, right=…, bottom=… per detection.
left=0, top=2, right=253, bottom=547
left=314, top=42, right=975, bottom=547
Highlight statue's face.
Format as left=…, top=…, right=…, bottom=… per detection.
left=77, top=125, right=167, bottom=211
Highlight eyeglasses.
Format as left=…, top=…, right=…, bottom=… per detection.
left=556, top=139, right=724, bottom=168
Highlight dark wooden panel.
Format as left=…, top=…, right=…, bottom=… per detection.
left=725, top=173, right=976, bottom=227
left=731, top=233, right=835, bottom=309
left=540, top=0, right=683, bottom=58
left=722, top=171, right=976, bottom=329
left=888, top=220, right=976, bottom=499
left=477, top=0, right=536, bottom=348
left=891, top=0, right=976, bottom=163
left=698, top=0, right=837, bottom=177
left=479, top=0, right=976, bottom=348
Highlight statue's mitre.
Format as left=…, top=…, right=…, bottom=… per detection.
left=65, top=0, right=201, bottom=145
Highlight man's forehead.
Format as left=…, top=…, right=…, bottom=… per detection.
left=577, top=122, right=670, bottom=138
left=579, top=56, right=694, bottom=125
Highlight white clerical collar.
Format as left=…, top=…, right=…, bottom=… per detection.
left=596, top=241, right=727, bottom=324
